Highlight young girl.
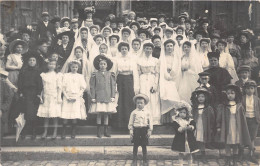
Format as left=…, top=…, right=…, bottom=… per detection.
left=18, top=55, right=43, bottom=140
left=61, top=60, right=87, bottom=139
left=49, top=53, right=62, bottom=72
left=37, top=60, right=62, bottom=139
left=171, top=101, right=199, bottom=166
left=242, top=81, right=260, bottom=162
left=216, top=84, right=252, bottom=165
left=191, top=87, right=215, bottom=163
left=89, top=55, right=117, bottom=138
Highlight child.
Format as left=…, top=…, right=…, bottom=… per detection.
left=171, top=101, right=199, bottom=166
left=197, top=72, right=219, bottom=108
left=89, top=55, right=117, bottom=138
left=191, top=87, right=215, bottom=163
left=216, top=84, right=252, bottom=165
left=235, top=65, right=253, bottom=92
left=37, top=60, right=62, bottom=139
left=18, top=55, right=43, bottom=140
left=61, top=60, right=87, bottom=139
left=128, top=94, right=153, bottom=166
left=242, top=80, right=260, bottom=163
left=49, top=53, right=62, bottom=72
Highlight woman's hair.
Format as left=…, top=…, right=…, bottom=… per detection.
left=44, top=59, right=58, bottom=73
left=182, top=41, right=192, bottom=48
left=118, top=42, right=130, bottom=52
left=74, top=46, right=83, bottom=53
left=99, top=43, right=108, bottom=50
left=13, top=43, right=23, bottom=53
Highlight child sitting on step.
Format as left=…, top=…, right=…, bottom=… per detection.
left=128, top=94, right=153, bottom=166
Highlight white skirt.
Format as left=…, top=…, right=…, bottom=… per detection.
left=61, top=97, right=87, bottom=120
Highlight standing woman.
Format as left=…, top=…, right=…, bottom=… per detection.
left=217, top=40, right=239, bottom=84
left=178, top=41, right=203, bottom=104
left=197, top=38, right=211, bottom=70
left=137, top=42, right=161, bottom=125
left=113, top=42, right=139, bottom=129
left=6, top=39, right=28, bottom=86
left=159, top=39, right=181, bottom=123
left=109, top=34, right=120, bottom=57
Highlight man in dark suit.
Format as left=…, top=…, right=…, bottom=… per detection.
left=35, top=12, right=55, bottom=40
left=54, top=31, right=74, bottom=67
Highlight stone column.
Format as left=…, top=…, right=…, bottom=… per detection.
left=120, top=0, right=131, bottom=16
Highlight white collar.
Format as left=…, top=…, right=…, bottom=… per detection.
left=200, top=83, right=210, bottom=88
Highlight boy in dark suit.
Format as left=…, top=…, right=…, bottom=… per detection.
left=35, top=12, right=55, bottom=40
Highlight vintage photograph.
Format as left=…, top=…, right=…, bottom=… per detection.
left=0, top=0, right=260, bottom=165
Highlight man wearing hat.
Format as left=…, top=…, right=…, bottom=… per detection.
left=35, top=11, right=55, bottom=40
left=70, top=18, right=79, bottom=39
left=50, top=16, right=61, bottom=37
left=235, top=65, right=252, bottom=90
left=128, top=93, right=152, bottom=165
left=210, top=33, right=220, bottom=52
left=204, top=52, right=232, bottom=102
left=54, top=30, right=74, bottom=67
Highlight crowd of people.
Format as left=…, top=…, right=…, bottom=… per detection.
left=0, top=6, right=260, bottom=165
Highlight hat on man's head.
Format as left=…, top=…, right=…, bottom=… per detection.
left=133, top=93, right=149, bottom=105
left=207, top=52, right=220, bottom=59
left=41, top=12, right=49, bottom=17
left=237, top=65, right=251, bottom=73
left=71, top=18, right=79, bottom=24
left=50, top=16, right=61, bottom=24
left=198, top=72, right=210, bottom=78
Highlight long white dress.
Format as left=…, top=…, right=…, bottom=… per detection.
left=178, top=54, right=202, bottom=104
left=61, top=73, right=87, bottom=119
left=159, top=52, right=181, bottom=115
left=137, top=55, right=161, bottom=125
left=219, top=52, right=239, bottom=84
left=37, top=72, right=62, bottom=118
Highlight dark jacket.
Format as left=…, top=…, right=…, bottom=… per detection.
left=35, top=21, right=55, bottom=40
left=192, top=106, right=215, bottom=143
left=54, top=43, right=74, bottom=67
left=171, top=119, right=198, bottom=153
left=90, top=71, right=116, bottom=103
left=216, top=103, right=252, bottom=147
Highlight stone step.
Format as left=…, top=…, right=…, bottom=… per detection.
left=1, top=146, right=222, bottom=161
left=2, top=135, right=173, bottom=147
left=8, top=125, right=174, bottom=135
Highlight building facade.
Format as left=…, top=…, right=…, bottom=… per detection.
left=1, top=1, right=260, bottom=35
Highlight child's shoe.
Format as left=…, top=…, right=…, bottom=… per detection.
left=61, top=124, right=67, bottom=139
left=71, top=124, right=76, bottom=139
left=104, top=125, right=111, bottom=137
left=97, top=124, right=102, bottom=138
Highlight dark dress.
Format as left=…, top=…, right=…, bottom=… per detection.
left=152, top=46, right=161, bottom=59
left=171, top=119, right=199, bottom=153
left=205, top=67, right=232, bottom=103
left=54, top=43, right=74, bottom=67
left=35, top=21, right=55, bottom=40
left=17, top=66, right=43, bottom=121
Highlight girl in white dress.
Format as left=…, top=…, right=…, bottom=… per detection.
left=61, top=60, right=87, bottom=139
left=37, top=60, right=62, bottom=139
left=178, top=41, right=203, bottom=104
left=137, top=42, right=161, bottom=125
left=217, top=40, right=239, bottom=84
left=159, top=39, right=181, bottom=123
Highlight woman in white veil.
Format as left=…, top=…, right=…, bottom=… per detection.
left=118, top=27, right=135, bottom=45
left=101, top=26, right=113, bottom=45
left=159, top=39, right=181, bottom=123
left=197, top=38, right=212, bottom=70
left=177, top=40, right=203, bottom=104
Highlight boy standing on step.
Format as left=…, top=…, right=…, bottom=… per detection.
left=128, top=94, right=153, bottom=166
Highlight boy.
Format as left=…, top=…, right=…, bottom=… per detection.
left=197, top=72, right=218, bottom=109
left=235, top=65, right=252, bottom=90
left=128, top=94, right=153, bottom=166
left=242, top=80, right=260, bottom=163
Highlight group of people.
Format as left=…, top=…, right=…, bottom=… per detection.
left=0, top=6, right=259, bottom=166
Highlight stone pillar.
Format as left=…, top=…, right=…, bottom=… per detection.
left=120, top=0, right=131, bottom=16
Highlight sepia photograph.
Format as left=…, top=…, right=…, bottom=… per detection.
left=0, top=0, right=260, bottom=165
